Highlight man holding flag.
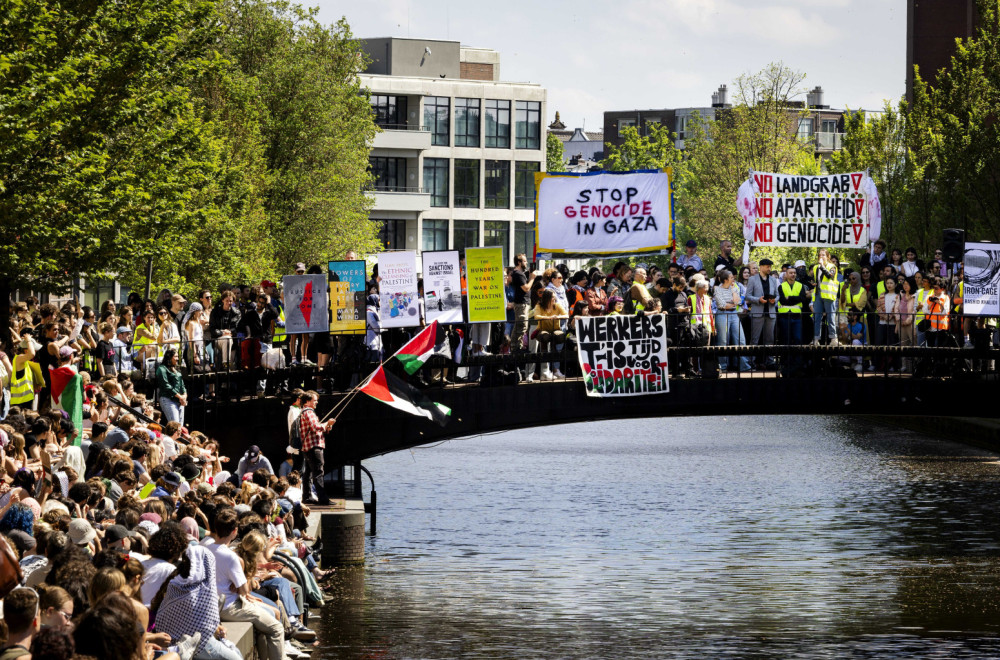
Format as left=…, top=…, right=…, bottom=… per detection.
left=298, top=391, right=335, bottom=505
left=48, top=346, right=84, bottom=447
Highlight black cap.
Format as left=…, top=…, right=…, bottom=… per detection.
left=248, top=445, right=260, bottom=459
left=180, top=462, right=202, bottom=481
left=162, top=472, right=182, bottom=488
left=104, top=524, right=136, bottom=545
left=759, top=258, right=774, bottom=266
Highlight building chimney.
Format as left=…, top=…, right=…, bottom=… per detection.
left=711, top=91, right=720, bottom=106
left=808, top=85, right=826, bottom=109
left=718, top=84, right=728, bottom=106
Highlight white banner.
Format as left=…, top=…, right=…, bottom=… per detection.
left=536, top=170, right=672, bottom=257
left=282, top=274, right=329, bottom=334
left=575, top=314, right=669, bottom=397
left=963, top=242, right=1000, bottom=316
left=422, top=250, right=463, bottom=324
left=378, top=251, right=421, bottom=328
left=748, top=171, right=870, bottom=248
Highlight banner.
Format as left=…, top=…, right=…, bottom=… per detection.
left=535, top=169, right=673, bottom=258
left=328, top=260, right=367, bottom=334
left=465, top=247, right=507, bottom=323
left=575, top=314, right=669, bottom=397
left=421, top=251, right=463, bottom=324
left=378, top=251, right=420, bottom=328
left=747, top=171, right=870, bottom=248
left=282, top=274, right=329, bottom=334
left=963, top=242, right=1000, bottom=316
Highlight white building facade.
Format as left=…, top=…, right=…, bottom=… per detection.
left=360, top=38, right=546, bottom=266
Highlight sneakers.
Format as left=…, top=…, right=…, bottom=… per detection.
left=291, top=622, right=317, bottom=641
left=552, top=369, right=565, bottom=379
left=810, top=337, right=820, bottom=346
left=300, top=358, right=317, bottom=366
left=854, top=364, right=863, bottom=372
left=290, top=358, right=300, bottom=366
left=174, top=632, right=201, bottom=660
left=523, top=373, right=536, bottom=383
left=829, top=338, right=840, bottom=347
left=540, top=369, right=555, bottom=381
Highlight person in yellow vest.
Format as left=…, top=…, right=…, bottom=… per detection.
left=133, top=309, right=159, bottom=362
left=687, top=280, right=718, bottom=378
left=9, top=336, right=38, bottom=409
left=777, top=265, right=808, bottom=346
left=811, top=249, right=840, bottom=346
left=840, top=271, right=868, bottom=343
left=914, top=273, right=933, bottom=345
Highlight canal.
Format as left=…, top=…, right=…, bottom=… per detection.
left=314, top=416, right=1000, bottom=658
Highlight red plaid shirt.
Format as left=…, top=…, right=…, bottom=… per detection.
left=298, top=407, right=326, bottom=451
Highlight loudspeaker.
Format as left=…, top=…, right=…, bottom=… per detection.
left=942, top=228, right=966, bottom=262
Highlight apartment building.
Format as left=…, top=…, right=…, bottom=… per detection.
left=360, top=38, right=546, bottom=265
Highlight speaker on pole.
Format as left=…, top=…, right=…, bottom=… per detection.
left=942, top=228, right=966, bottom=263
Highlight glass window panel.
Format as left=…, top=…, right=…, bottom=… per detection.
left=453, top=159, right=480, bottom=208
left=515, top=161, right=540, bottom=209
left=453, top=220, right=480, bottom=253
left=454, top=98, right=481, bottom=148
left=378, top=220, right=406, bottom=250
left=515, top=222, right=535, bottom=262
left=422, top=219, right=449, bottom=252
left=423, top=96, right=450, bottom=146
left=515, top=101, right=541, bottom=149
left=485, top=99, right=510, bottom=148
left=370, top=95, right=408, bottom=128
left=423, top=158, right=449, bottom=207
left=369, top=157, right=407, bottom=191
left=484, top=220, right=510, bottom=266
left=484, top=160, right=510, bottom=209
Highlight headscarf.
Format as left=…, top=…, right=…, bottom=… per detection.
left=58, top=446, right=86, bottom=483
left=182, top=302, right=203, bottom=328
left=180, top=517, right=199, bottom=543
left=153, top=545, right=219, bottom=654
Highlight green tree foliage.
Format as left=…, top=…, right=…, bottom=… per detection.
left=546, top=131, right=565, bottom=173
left=601, top=123, right=681, bottom=172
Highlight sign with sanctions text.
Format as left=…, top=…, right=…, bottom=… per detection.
left=535, top=170, right=672, bottom=257
left=750, top=171, right=870, bottom=248
left=575, top=314, right=669, bottom=397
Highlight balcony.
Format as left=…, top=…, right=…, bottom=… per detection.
left=815, top=131, right=844, bottom=151
left=367, top=185, right=431, bottom=212
left=373, top=124, right=432, bottom=151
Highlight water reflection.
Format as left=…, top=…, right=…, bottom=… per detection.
left=315, top=416, right=1000, bottom=658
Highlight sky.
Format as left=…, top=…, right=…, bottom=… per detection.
left=312, top=0, right=907, bottom=132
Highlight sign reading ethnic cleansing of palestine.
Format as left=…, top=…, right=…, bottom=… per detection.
left=282, top=274, right=329, bottom=334
left=963, top=242, right=1000, bottom=316
left=750, top=171, right=871, bottom=248
left=535, top=169, right=673, bottom=258
left=575, top=314, right=669, bottom=397
left=378, top=251, right=421, bottom=328
left=465, top=247, right=507, bottom=323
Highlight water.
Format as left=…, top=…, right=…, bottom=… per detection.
left=314, top=416, right=1000, bottom=658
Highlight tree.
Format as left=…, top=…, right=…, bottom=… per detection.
left=0, top=0, right=221, bottom=312
left=546, top=131, right=565, bottom=173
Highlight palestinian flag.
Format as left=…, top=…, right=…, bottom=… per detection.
left=392, top=320, right=450, bottom=374
left=359, top=366, right=451, bottom=426
left=49, top=366, right=83, bottom=447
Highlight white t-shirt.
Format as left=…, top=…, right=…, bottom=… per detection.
left=284, top=486, right=302, bottom=504
left=140, top=557, right=178, bottom=606
left=203, top=539, right=246, bottom=609
left=880, top=292, right=898, bottom=324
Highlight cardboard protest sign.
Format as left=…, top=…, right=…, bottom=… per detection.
left=328, top=260, right=367, bottom=334
left=378, top=251, right=420, bottom=328
left=465, top=247, right=506, bottom=323
left=422, top=251, right=463, bottom=324
left=963, top=242, right=1000, bottom=316
left=283, top=274, right=329, bottom=334
left=747, top=171, right=871, bottom=248
left=575, top=314, right=669, bottom=397
left=535, top=169, right=673, bottom=258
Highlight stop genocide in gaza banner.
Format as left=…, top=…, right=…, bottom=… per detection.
left=751, top=171, right=870, bottom=248
left=575, top=314, right=669, bottom=397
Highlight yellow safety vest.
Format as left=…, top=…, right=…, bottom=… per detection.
left=778, top=281, right=804, bottom=313
left=916, top=288, right=930, bottom=323
left=133, top=323, right=156, bottom=347
left=688, top=294, right=714, bottom=332
left=273, top=308, right=287, bottom=344
left=813, top=264, right=839, bottom=301
left=954, top=281, right=963, bottom=313
left=876, top=280, right=886, bottom=298
left=9, top=363, right=34, bottom=405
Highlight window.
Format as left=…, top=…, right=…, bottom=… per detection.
left=454, top=98, right=480, bottom=147
left=422, top=220, right=448, bottom=252
left=378, top=220, right=406, bottom=250
left=423, top=158, right=449, bottom=207
left=370, top=95, right=408, bottom=128
left=453, top=159, right=480, bottom=208
left=618, top=118, right=637, bottom=136
left=514, top=162, right=540, bottom=209
left=484, top=221, right=510, bottom=266
left=484, top=160, right=510, bottom=209
left=453, top=220, right=480, bottom=253
left=424, top=96, right=450, bottom=146
left=515, top=101, right=541, bottom=149
left=515, top=223, right=535, bottom=262
left=676, top=116, right=688, bottom=139
left=821, top=119, right=839, bottom=134
left=485, top=99, right=511, bottom=148
left=797, top=118, right=814, bottom=140
left=369, top=157, right=407, bottom=191
left=644, top=117, right=661, bottom=134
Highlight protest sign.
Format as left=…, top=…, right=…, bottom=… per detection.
left=535, top=169, right=673, bottom=258
left=465, top=247, right=507, bottom=323
left=422, top=251, right=463, bottom=324
left=328, top=260, right=367, bottom=334
left=378, top=251, right=420, bottom=328
left=746, top=171, right=871, bottom=248
left=963, top=242, right=1000, bottom=316
left=282, top=274, right=329, bottom=334
left=575, top=314, right=669, bottom=397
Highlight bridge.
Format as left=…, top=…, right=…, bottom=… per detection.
left=181, top=343, right=1000, bottom=476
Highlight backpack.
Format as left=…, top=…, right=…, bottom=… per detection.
left=290, top=413, right=303, bottom=451
left=622, top=286, right=636, bottom=314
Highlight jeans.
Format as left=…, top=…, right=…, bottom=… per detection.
left=777, top=315, right=802, bottom=346
left=159, top=396, right=184, bottom=426
left=716, top=313, right=752, bottom=371
left=193, top=635, right=243, bottom=660
left=813, top=297, right=837, bottom=340
left=512, top=303, right=530, bottom=375
left=220, top=597, right=284, bottom=660
left=305, top=447, right=327, bottom=504
left=260, top=576, right=301, bottom=618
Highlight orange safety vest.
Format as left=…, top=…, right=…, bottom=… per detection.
left=927, top=294, right=949, bottom=331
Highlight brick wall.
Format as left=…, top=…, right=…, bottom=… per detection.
left=460, top=61, right=493, bottom=81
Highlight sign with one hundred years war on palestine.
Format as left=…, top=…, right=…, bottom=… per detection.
left=575, top=314, right=669, bottom=397
left=535, top=169, right=673, bottom=258
left=465, top=247, right=507, bottom=323
left=749, top=171, right=871, bottom=248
